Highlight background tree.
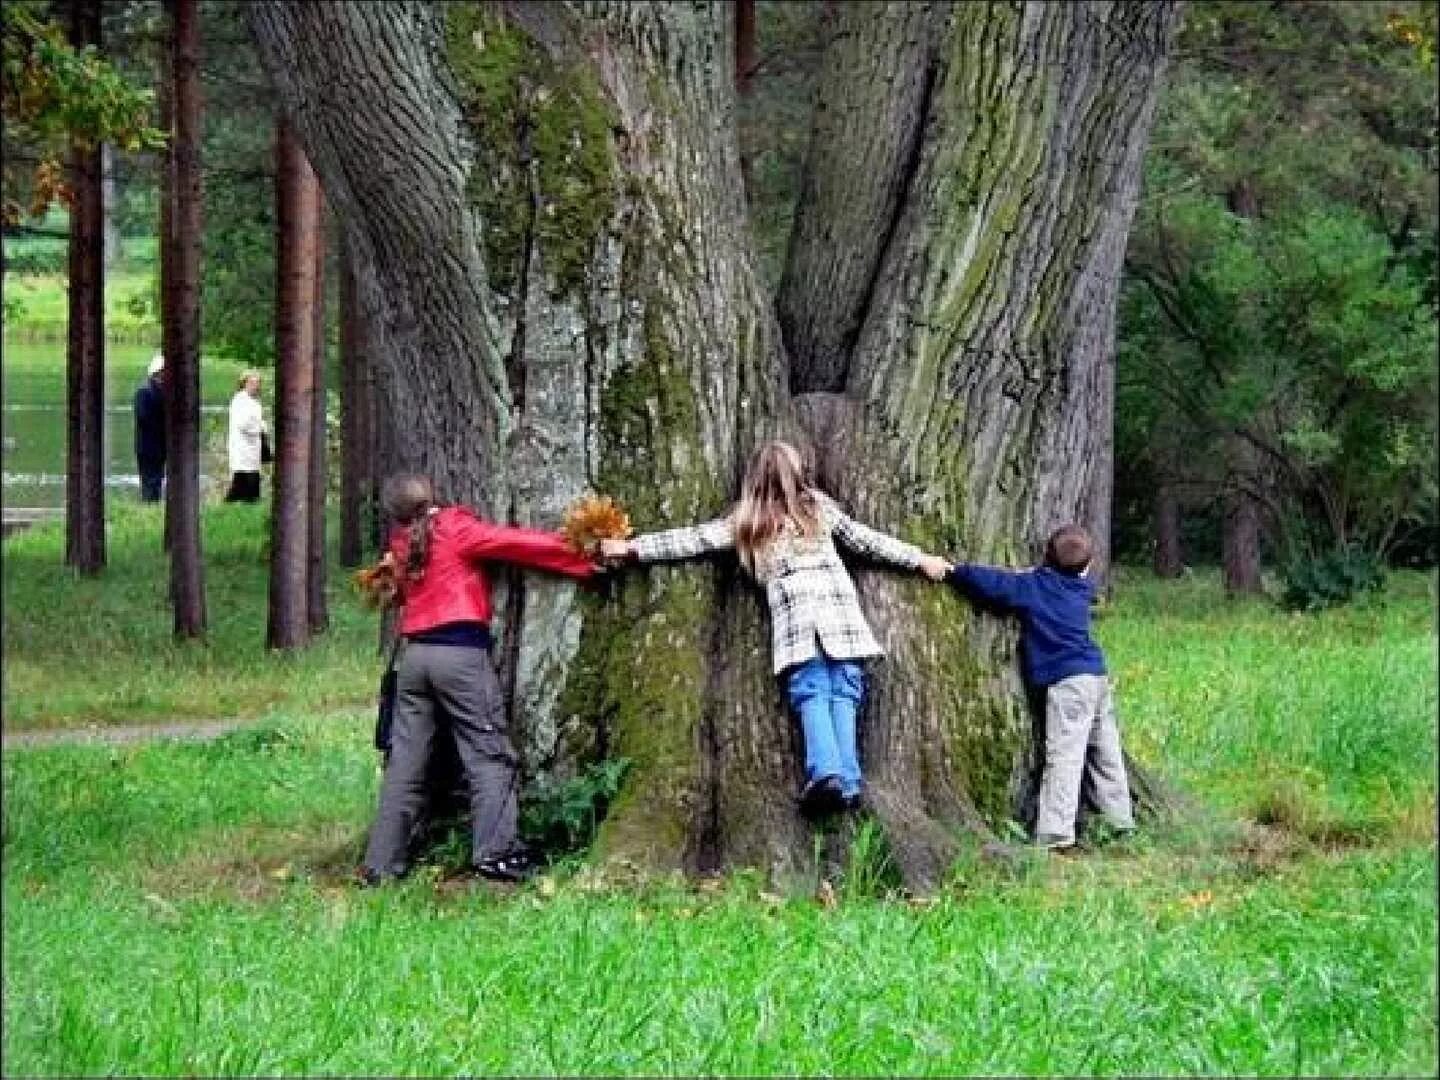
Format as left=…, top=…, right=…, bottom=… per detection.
left=62, top=0, right=105, bottom=575
left=249, top=0, right=1182, bottom=890
left=265, top=114, right=319, bottom=651
left=338, top=231, right=376, bottom=569
left=1115, top=0, right=1439, bottom=586
left=306, top=195, right=328, bottom=635
left=161, top=0, right=206, bottom=637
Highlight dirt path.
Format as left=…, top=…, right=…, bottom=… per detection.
left=3, top=708, right=366, bottom=750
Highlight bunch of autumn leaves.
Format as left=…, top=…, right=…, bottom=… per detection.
left=353, top=494, right=632, bottom=609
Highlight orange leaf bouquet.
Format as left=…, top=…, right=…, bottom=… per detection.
left=353, top=554, right=399, bottom=609
left=561, top=493, right=632, bottom=555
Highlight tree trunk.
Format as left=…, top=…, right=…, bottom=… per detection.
left=249, top=0, right=1183, bottom=891
left=338, top=229, right=374, bottom=568
left=1222, top=485, right=1264, bottom=594
left=266, top=116, right=320, bottom=651
left=64, top=0, right=106, bottom=576
left=158, top=18, right=174, bottom=554
left=307, top=193, right=329, bottom=634
left=1153, top=483, right=1183, bottom=578
left=164, top=0, right=207, bottom=637
left=734, top=0, right=756, bottom=197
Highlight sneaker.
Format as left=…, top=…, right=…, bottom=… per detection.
left=799, top=775, right=845, bottom=818
left=355, top=866, right=384, bottom=888
left=474, top=848, right=540, bottom=883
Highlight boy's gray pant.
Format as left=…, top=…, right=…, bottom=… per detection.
left=363, top=643, right=519, bottom=877
left=1035, top=674, right=1134, bottom=847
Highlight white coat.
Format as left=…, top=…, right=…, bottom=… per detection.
left=228, top=391, right=265, bottom=473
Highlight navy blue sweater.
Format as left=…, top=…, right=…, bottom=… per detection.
left=948, top=564, right=1106, bottom=688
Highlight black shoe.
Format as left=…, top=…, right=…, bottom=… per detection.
left=474, top=848, right=539, bottom=883
left=799, top=775, right=845, bottom=818
left=355, top=866, right=384, bottom=889
left=841, top=791, right=864, bottom=813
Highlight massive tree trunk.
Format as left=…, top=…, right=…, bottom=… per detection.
left=266, top=117, right=320, bottom=650
left=249, top=0, right=1182, bottom=891
left=64, top=0, right=106, bottom=576
left=307, top=195, right=329, bottom=634
left=163, top=0, right=207, bottom=637
left=338, top=231, right=375, bottom=568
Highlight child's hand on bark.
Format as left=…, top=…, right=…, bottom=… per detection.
left=918, top=554, right=951, bottom=582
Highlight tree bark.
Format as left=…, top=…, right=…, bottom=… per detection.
left=307, top=193, right=329, bottom=634
left=64, top=0, right=106, bottom=576
left=248, top=0, right=1182, bottom=891
left=1153, top=482, right=1183, bottom=578
left=266, top=116, right=320, bottom=651
left=164, top=0, right=207, bottom=637
left=338, top=229, right=374, bottom=568
left=158, top=15, right=174, bottom=555
left=1222, top=485, right=1264, bottom=594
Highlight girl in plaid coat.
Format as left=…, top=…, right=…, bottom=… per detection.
left=602, top=441, right=950, bottom=816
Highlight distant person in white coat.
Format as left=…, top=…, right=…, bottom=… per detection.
left=225, top=370, right=267, bottom=503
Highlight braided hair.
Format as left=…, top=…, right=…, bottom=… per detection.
left=381, top=473, right=437, bottom=581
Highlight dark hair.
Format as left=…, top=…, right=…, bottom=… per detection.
left=382, top=473, right=436, bottom=581
left=1045, top=525, right=1093, bottom=575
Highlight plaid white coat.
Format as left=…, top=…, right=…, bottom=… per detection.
left=631, top=493, right=923, bottom=674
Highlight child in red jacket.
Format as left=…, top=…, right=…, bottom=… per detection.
left=361, top=474, right=596, bottom=884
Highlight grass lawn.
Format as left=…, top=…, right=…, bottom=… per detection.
left=2, top=502, right=378, bottom=729
left=3, top=507, right=1436, bottom=1075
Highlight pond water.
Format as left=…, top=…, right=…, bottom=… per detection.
left=2, top=337, right=252, bottom=509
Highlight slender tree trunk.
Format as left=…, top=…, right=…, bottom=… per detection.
left=734, top=0, right=757, bottom=197
left=266, top=116, right=320, bottom=650
left=307, top=193, right=329, bottom=633
left=158, top=23, right=175, bottom=554
left=1153, top=482, right=1183, bottom=578
left=64, top=0, right=106, bottom=575
left=164, top=0, right=207, bottom=637
left=249, top=0, right=1183, bottom=890
left=338, top=229, right=373, bottom=568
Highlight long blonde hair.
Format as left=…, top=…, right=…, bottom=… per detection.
left=732, top=441, right=821, bottom=575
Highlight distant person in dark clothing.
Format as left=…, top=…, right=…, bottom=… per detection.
left=133, top=354, right=166, bottom=502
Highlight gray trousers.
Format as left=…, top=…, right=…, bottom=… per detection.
left=363, top=643, right=520, bottom=877
left=1035, top=674, right=1135, bottom=847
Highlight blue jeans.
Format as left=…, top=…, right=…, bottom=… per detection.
left=785, top=655, right=867, bottom=798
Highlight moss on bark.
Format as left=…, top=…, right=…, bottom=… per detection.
left=443, top=3, right=617, bottom=298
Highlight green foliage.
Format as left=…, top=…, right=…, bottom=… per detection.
left=1280, top=546, right=1386, bottom=613
left=520, top=757, right=632, bottom=858
left=1118, top=0, right=1439, bottom=568
left=1, top=1, right=165, bottom=223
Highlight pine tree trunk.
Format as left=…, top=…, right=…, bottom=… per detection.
left=249, top=0, right=1182, bottom=890
left=164, top=0, right=207, bottom=637
left=64, top=0, right=106, bottom=576
left=266, top=116, right=320, bottom=651
left=307, top=194, right=329, bottom=634
left=338, top=230, right=373, bottom=568
left=1153, top=483, right=1184, bottom=578
left=158, top=21, right=174, bottom=555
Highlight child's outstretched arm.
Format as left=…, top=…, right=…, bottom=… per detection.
left=605, top=517, right=735, bottom=564
left=453, top=513, right=598, bottom=579
left=948, top=562, right=1033, bottom=612
left=821, top=495, right=950, bottom=580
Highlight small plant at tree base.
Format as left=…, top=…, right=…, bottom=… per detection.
left=1280, top=546, right=1386, bottom=612
left=520, top=757, right=632, bottom=860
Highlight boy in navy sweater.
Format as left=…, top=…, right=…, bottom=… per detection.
left=947, top=525, right=1134, bottom=850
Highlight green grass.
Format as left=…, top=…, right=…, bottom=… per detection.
left=2, top=502, right=378, bottom=729
left=3, top=517, right=1436, bottom=1074
left=2, top=712, right=1435, bottom=1075
left=1098, top=568, right=1438, bottom=843
left=2, top=268, right=160, bottom=341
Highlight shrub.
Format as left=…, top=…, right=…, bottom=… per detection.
left=1280, top=546, right=1386, bottom=612
left=519, top=756, right=631, bottom=858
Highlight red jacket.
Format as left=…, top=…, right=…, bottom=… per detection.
left=389, top=506, right=595, bottom=636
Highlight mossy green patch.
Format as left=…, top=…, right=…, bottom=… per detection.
left=442, top=3, right=618, bottom=299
